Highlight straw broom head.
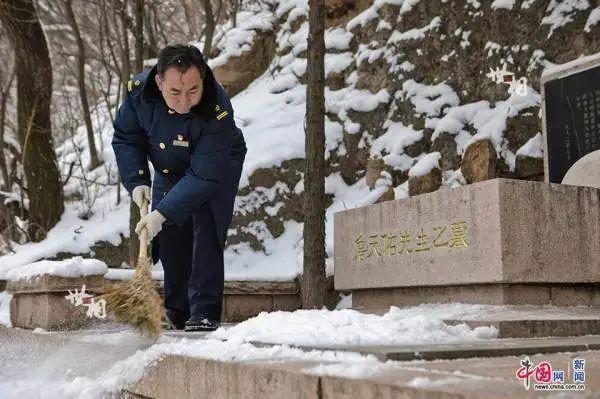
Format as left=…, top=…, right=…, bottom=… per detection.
left=98, top=198, right=164, bottom=337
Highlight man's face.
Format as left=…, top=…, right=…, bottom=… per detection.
left=155, top=66, right=203, bottom=114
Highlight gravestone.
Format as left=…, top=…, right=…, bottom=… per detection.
left=541, top=52, right=600, bottom=183
left=334, top=178, right=600, bottom=310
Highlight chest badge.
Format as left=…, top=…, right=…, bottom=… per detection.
left=173, top=134, right=189, bottom=147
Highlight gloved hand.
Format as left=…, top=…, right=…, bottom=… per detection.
left=131, top=185, right=151, bottom=209
left=135, top=210, right=166, bottom=243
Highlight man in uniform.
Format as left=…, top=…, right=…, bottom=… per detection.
left=111, top=44, right=246, bottom=331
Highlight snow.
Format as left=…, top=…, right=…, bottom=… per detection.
left=325, top=28, right=353, bottom=51
left=402, top=79, right=460, bottom=117
left=516, top=132, right=543, bottom=158
left=104, top=265, right=164, bottom=281
left=400, top=0, right=421, bottom=15
left=542, top=0, right=591, bottom=38
left=4, top=257, right=108, bottom=282
left=491, top=0, right=516, bottom=10
left=209, top=6, right=276, bottom=68
left=0, top=291, right=12, bottom=327
left=225, top=220, right=303, bottom=281
left=585, top=7, right=600, bottom=32
left=408, top=152, right=442, bottom=178
left=370, top=121, right=423, bottom=167
left=388, top=17, right=442, bottom=43
left=210, top=305, right=497, bottom=347
left=541, top=51, right=600, bottom=79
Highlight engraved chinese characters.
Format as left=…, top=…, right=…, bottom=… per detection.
left=353, top=220, right=469, bottom=262
left=543, top=60, right=600, bottom=183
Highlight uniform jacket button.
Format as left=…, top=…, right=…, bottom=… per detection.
left=162, top=168, right=169, bottom=174
left=159, top=142, right=166, bottom=149
left=138, top=169, right=144, bottom=175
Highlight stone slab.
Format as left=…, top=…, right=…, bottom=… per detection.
left=334, top=179, right=600, bottom=298
left=123, top=345, right=600, bottom=399
left=541, top=52, right=600, bottom=184
left=352, top=283, right=600, bottom=308
left=125, top=354, right=321, bottom=399
left=10, top=292, right=93, bottom=330
left=7, top=274, right=105, bottom=294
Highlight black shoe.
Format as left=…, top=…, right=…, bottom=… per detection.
left=184, top=317, right=220, bottom=332
left=163, top=311, right=186, bottom=330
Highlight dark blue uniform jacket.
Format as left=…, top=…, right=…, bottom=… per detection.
left=112, top=63, right=247, bottom=254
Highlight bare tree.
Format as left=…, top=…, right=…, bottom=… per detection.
left=0, top=52, right=15, bottom=192
left=64, top=0, right=101, bottom=170
left=134, top=0, right=144, bottom=73
left=302, top=0, right=326, bottom=308
left=201, top=0, right=215, bottom=57
left=0, top=0, right=64, bottom=242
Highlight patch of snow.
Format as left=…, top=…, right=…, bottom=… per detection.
left=542, top=0, right=590, bottom=38
left=209, top=304, right=498, bottom=347
left=491, top=0, right=516, bottom=10
left=5, top=256, right=108, bottom=282
left=408, top=152, right=442, bottom=177
left=0, top=291, right=12, bottom=327
left=516, top=132, right=543, bottom=158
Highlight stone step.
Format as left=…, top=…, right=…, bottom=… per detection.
left=356, top=305, right=600, bottom=338
left=124, top=347, right=600, bottom=398
left=5, top=274, right=303, bottom=330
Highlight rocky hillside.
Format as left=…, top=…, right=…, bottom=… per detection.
left=209, top=0, right=599, bottom=276
left=2, top=0, right=598, bottom=281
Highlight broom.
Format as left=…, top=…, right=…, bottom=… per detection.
left=97, top=197, right=164, bottom=337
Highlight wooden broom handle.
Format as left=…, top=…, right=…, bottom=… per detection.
left=138, top=197, right=149, bottom=262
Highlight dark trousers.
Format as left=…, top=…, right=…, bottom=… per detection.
left=158, top=202, right=224, bottom=322
left=154, top=158, right=243, bottom=323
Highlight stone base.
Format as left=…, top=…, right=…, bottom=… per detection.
left=7, top=274, right=107, bottom=331
left=123, top=349, right=600, bottom=399
left=100, top=279, right=305, bottom=323
left=352, top=283, right=600, bottom=308
left=10, top=292, right=92, bottom=330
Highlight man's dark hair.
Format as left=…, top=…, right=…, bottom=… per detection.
left=156, top=44, right=206, bottom=78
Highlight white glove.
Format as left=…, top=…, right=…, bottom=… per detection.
left=131, top=185, right=151, bottom=209
left=135, top=210, right=166, bottom=243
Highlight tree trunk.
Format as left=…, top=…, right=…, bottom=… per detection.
left=134, top=0, right=144, bottom=73
left=116, top=0, right=140, bottom=267
left=64, top=0, right=101, bottom=171
left=302, top=0, right=326, bottom=309
left=201, top=0, right=215, bottom=58
left=0, top=64, right=15, bottom=192
left=0, top=0, right=64, bottom=242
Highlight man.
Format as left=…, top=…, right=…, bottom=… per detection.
left=112, top=44, right=247, bottom=331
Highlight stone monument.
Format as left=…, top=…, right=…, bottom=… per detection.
left=541, top=52, right=600, bottom=183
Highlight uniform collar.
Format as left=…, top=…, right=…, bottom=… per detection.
left=141, top=63, right=219, bottom=121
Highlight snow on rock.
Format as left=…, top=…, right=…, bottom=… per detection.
left=491, top=0, right=516, bottom=10
left=400, top=0, right=422, bottom=15
left=4, top=256, right=108, bottom=282
left=402, top=79, right=460, bottom=117
left=209, top=304, right=498, bottom=347
left=516, top=132, right=543, bottom=158
left=585, top=6, right=600, bottom=32
left=388, top=16, right=442, bottom=43
left=370, top=121, right=423, bottom=170
left=0, top=194, right=127, bottom=279
left=209, top=5, right=276, bottom=68
left=408, top=152, right=442, bottom=178
left=542, top=0, right=591, bottom=38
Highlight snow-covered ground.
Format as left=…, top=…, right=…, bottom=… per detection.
left=0, top=303, right=501, bottom=398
